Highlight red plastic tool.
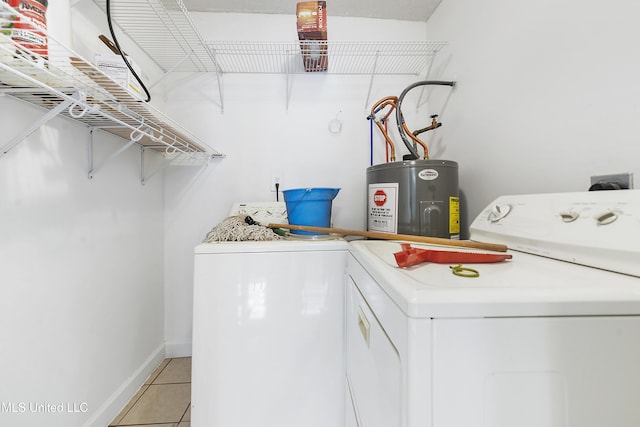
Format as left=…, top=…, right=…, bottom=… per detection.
left=394, top=243, right=513, bottom=268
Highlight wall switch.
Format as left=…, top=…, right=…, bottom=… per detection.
left=590, top=173, right=633, bottom=190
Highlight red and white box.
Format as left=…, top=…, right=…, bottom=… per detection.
left=296, top=1, right=328, bottom=72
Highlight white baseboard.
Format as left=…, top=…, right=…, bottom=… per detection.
left=83, top=344, right=166, bottom=427
left=164, top=340, right=193, bottom=358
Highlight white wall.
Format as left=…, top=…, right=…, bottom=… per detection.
left=161, top=13, right=432, bottom=355
left=425, top=0, right=640, bottom=234
left=0, top=100, right=166, bottom=426
left=0, top=2, right=170, bottom=425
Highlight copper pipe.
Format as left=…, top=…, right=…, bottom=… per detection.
left=401, top=121, right=429, bottom=159
left=413, top=115, right=442, bottom=136
left=370, top=96, right=398, bottom=162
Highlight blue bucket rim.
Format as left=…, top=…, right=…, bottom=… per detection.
left=283, top=187, right=340, bottom=194
left=283, top=187, right=340, bottom=199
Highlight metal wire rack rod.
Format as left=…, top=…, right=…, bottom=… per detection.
left=93, top=0, right=217, bottom=72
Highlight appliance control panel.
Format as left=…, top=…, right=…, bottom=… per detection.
left=470, top=190, right=640, bottom=277
left=229, top=202, right=288, bottom=225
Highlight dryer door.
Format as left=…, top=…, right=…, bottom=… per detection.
left=346, top=275, right=401, bottom=427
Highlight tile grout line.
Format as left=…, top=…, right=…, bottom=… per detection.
left=179, top=402, right=191, bottom=423
left=108, top=385, right=149, bottom=427
left=149, top=359, right=173, bottom=384
left=111, top=357, right=187, bottom=427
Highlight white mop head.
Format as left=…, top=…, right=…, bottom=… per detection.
left=203, top=215, right=283, bottom=242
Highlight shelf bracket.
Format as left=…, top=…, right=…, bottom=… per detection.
left=88, top=124, right=144, bottom=180
left=140, top=146, right=168, bottom=185
left=148, top=52, right=196, bottom=90
left=140, top=146, right=216, bottom=185
left=364, top=51, right=381, bottom=111
left=285, top=50, right=296, bottom=111
left=285, top=71, right=291, bottom=111
left=415, top=55, right=438, bottom=110
left=208, top=47, right=225, bottom=113
left=141, top=146, right=154, bottom=185
left=1, top=98, right=75, bottom=158
left=215, top=69, right=224, bottom=114
left=87, top=128, right=95, bottom=179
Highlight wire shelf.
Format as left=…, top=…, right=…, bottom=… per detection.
left=93, top=0, right=445, bottom=76
left=0, top=1, right=221, bottom=161
left=93, top=0, right=217, bottom=73
left=89, top=0, right=447, bottom=110
left=208, top=40, right=447, bottom=75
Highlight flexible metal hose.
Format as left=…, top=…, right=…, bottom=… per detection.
left=395, top=80, right=455, bottom=159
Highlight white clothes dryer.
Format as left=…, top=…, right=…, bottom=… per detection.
left=346, top=190, right=640, bottom=427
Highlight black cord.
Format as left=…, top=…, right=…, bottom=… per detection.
left=105, top=0, right=151, bottom=102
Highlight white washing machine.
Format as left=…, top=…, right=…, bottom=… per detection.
left=346, top=189, right=640, bottom=427
left=192, top=239, right=349, bottom=427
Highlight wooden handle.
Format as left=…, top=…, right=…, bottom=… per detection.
left=99, top=34, right=127, bottom=56
left=267, top=223, right=508, bottom=253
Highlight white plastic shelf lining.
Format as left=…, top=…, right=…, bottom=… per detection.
left=0, top=0, right=221, bottom=161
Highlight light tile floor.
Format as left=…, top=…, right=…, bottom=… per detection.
left=109, top=357, right=191, bottom=427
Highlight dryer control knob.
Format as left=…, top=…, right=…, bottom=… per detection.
left=560, top=211, right=580, bottom=223
left=594, top=210, right=618, bottom=225
left=488, top=204, right=512, bottom=222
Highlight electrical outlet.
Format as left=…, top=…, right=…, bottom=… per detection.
left=271, top=175, right=283, bottom=192
left=590, top=173, right=633, bottom=190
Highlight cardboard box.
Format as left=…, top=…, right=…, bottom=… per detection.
left=296, top=1, right=327, bottom=35
left=296, top=1, right=328, bottom=72
left=94, top=52, right=143, bottom=99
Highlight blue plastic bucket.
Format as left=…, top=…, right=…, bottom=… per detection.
left=283, top=188, right=340, bottom=235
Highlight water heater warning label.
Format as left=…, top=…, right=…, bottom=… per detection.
left=368, top=183, right=398, bottom=233
left=449, top=196, right=460, bottom=235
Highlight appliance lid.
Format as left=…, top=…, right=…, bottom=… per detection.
left=348, top=239, right=640, bottom=319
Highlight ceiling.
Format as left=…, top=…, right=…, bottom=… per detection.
left=181, top=0, right=443, bottom=22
